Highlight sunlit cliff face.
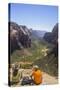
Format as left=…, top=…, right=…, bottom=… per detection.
left=9, top=22, right=31, bottom=53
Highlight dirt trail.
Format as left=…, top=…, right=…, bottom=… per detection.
left=42, top=72, right=58, bottom=85
left=11, top=69, right=58, bottom=86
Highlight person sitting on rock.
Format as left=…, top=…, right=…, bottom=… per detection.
left=31, top=65, right=42, bottom=85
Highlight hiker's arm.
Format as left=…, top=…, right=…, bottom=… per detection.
left=30, top=71, right=34, bottom=79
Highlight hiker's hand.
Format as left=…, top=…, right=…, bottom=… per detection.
left=30, top=75, right=32, bottom=79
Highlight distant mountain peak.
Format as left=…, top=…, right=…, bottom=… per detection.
left=32, top=30, right=46, bottom=39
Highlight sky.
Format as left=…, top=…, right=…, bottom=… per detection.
left=9, top=3, right=58, bottom=32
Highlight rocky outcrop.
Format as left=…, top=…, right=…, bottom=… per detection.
left=9, top=22, right=31, bottom=53
left=43, top=23, right=58, bottom=44
left=43, top=23, right=58, bottom=57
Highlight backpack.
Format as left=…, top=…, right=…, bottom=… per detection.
left=21, top=76, right=32, bottom=85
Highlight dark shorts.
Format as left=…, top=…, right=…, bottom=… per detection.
left=21, top=78, right=40, bottom=85
left=21, top=78, right=34, bottom=85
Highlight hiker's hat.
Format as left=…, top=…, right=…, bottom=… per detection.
left=33, top=65, right=39, bottom=69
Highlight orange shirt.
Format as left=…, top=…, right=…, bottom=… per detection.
left=32, top=70, right=42, bottom=85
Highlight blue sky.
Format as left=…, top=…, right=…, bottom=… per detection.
left=9, top=3, right=58, bottom=32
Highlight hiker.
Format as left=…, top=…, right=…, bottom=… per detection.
left=12, top=63, right=20, bottom=84
left=30, top=65, right=42, bottom=85
left=21, top=65, right=42, bottom=85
